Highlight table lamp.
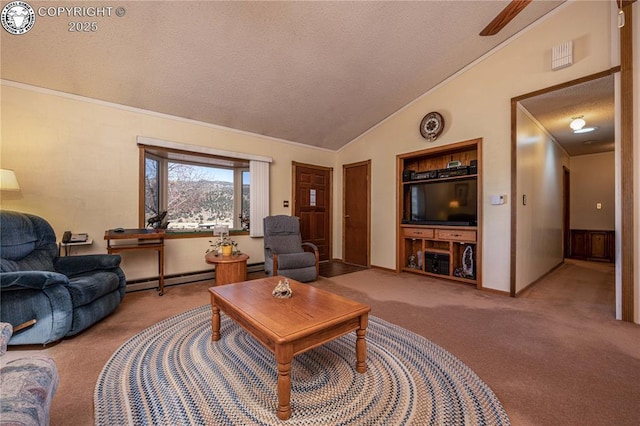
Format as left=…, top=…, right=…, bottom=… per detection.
left=0, top=169, right=20, bottom=191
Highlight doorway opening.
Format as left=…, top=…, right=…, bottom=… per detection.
left=511, top=70, right=619, bottom=317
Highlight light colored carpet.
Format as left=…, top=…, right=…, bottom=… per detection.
left=7, top=260, right=639, bottom=425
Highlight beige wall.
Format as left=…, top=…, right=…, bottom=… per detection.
left=515, top=107, right=570, bottom=293
left=570, top=152, right=615, bottom=230
left=0, top=85, right=334, bottom=281
left=335, top=1, right=616, bottom=293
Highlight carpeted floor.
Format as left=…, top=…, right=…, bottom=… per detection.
left=7, top=259, right=640, bottom=425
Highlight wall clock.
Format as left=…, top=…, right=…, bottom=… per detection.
left=419, top=112, right=444, bottom=142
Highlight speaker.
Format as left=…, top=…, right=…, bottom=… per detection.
left=469, top=159, right=478, bottom=174
left=425, top=253, right=449, bottom=275
left=403, top=170, right=415, bottom=182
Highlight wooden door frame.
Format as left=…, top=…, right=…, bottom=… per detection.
left=342, top=160, right=371, bottom=267
left=291, top=161, right=333, bottom=260
left=618, top=0, right=635, bottom=322
left=563, top=166, right=571, bottom=259
left=510, top=66, right=633, bottom=320
left=511, top=69, right=617, bottom=295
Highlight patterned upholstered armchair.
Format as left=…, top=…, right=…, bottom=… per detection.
left=0, top=211, right=126, bottom=345
left=0, top=322, right=58, bottom=425
left=263, top=215, right=319, bottom=282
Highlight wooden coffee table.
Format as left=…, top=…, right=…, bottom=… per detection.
left=209, top=276, right=370, bottom=420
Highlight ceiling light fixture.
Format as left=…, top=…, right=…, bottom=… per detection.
left=569, top=116, right=597, bottom=133
left=574, top=126, right=599, bottom=134
left=569, top=116, right=586, bottom=131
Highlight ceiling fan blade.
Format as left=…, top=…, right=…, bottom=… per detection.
left=479, top=0, right=532, bottom=36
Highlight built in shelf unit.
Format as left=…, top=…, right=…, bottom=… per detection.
left=396, top=138, right=482, bottom=288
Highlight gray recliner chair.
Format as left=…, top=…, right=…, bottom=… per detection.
left=0, top=210, right=126, bottom=345
left=263, top=215, right=319, bottom=282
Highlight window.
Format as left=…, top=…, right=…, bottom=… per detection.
left=138, top=137, right=271, bottom=237
left=142, top=148, right=250, bottom=233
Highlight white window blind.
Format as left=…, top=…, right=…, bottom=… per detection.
left=250, top=160, right=270, bottom=237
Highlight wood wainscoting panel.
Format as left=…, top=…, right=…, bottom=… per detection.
left=569, top=229, right=615, bottom=263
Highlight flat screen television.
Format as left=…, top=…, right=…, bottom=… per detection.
left=407, top=177, right=477, bottom=226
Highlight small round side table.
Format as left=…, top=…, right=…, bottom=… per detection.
left=205, top=252, right=250, bottom=286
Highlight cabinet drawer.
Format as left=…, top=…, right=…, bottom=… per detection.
left=403, top=228, right=434, bottom=238
left=436, top=229, right=476, bottom=242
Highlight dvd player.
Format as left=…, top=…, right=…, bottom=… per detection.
left=437, top=166, right=469, bottom=178
left=412, top=170, right=438, bottom=180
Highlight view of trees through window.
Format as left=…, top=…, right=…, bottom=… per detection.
left=145, top=157, right=249, bottom=231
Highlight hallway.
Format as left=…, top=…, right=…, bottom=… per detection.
left=518, top=258, right=616, bottom=319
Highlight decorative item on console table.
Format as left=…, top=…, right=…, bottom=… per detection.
left=147, top=210, right=169, bottom=229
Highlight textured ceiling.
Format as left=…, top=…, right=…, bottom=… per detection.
left=519, top=75, right=615, bottom=156
left=1, top=0, right=572, bottom=151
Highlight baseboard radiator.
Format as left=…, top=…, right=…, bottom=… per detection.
left=125, top=263, right=265, bottom=293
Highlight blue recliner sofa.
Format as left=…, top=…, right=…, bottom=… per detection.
left=0, top=211, right=126, bottom=345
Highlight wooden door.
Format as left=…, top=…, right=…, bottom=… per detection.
left=570, top=230, right=588, bottom=259
left=590, top=232, right=608, bottom=259
left=563, top=167, right=570, bottom=259
left=343, top=161, right=370, bottom=267
left=293, top=162, right=332, bottom=262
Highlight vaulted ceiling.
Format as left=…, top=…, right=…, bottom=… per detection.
left=2, top=1, right=573, bottom=151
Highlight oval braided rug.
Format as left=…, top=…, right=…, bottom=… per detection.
left=95, top=305, right=510, bottom=425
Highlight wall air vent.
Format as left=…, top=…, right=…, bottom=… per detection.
left=552, top=41, right=573, bottom=71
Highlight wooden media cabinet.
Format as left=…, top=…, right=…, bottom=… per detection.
left=396, top=138, right=482, bottom=287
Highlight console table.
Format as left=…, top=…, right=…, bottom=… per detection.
left=104, top=229, right=166, bottom=295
